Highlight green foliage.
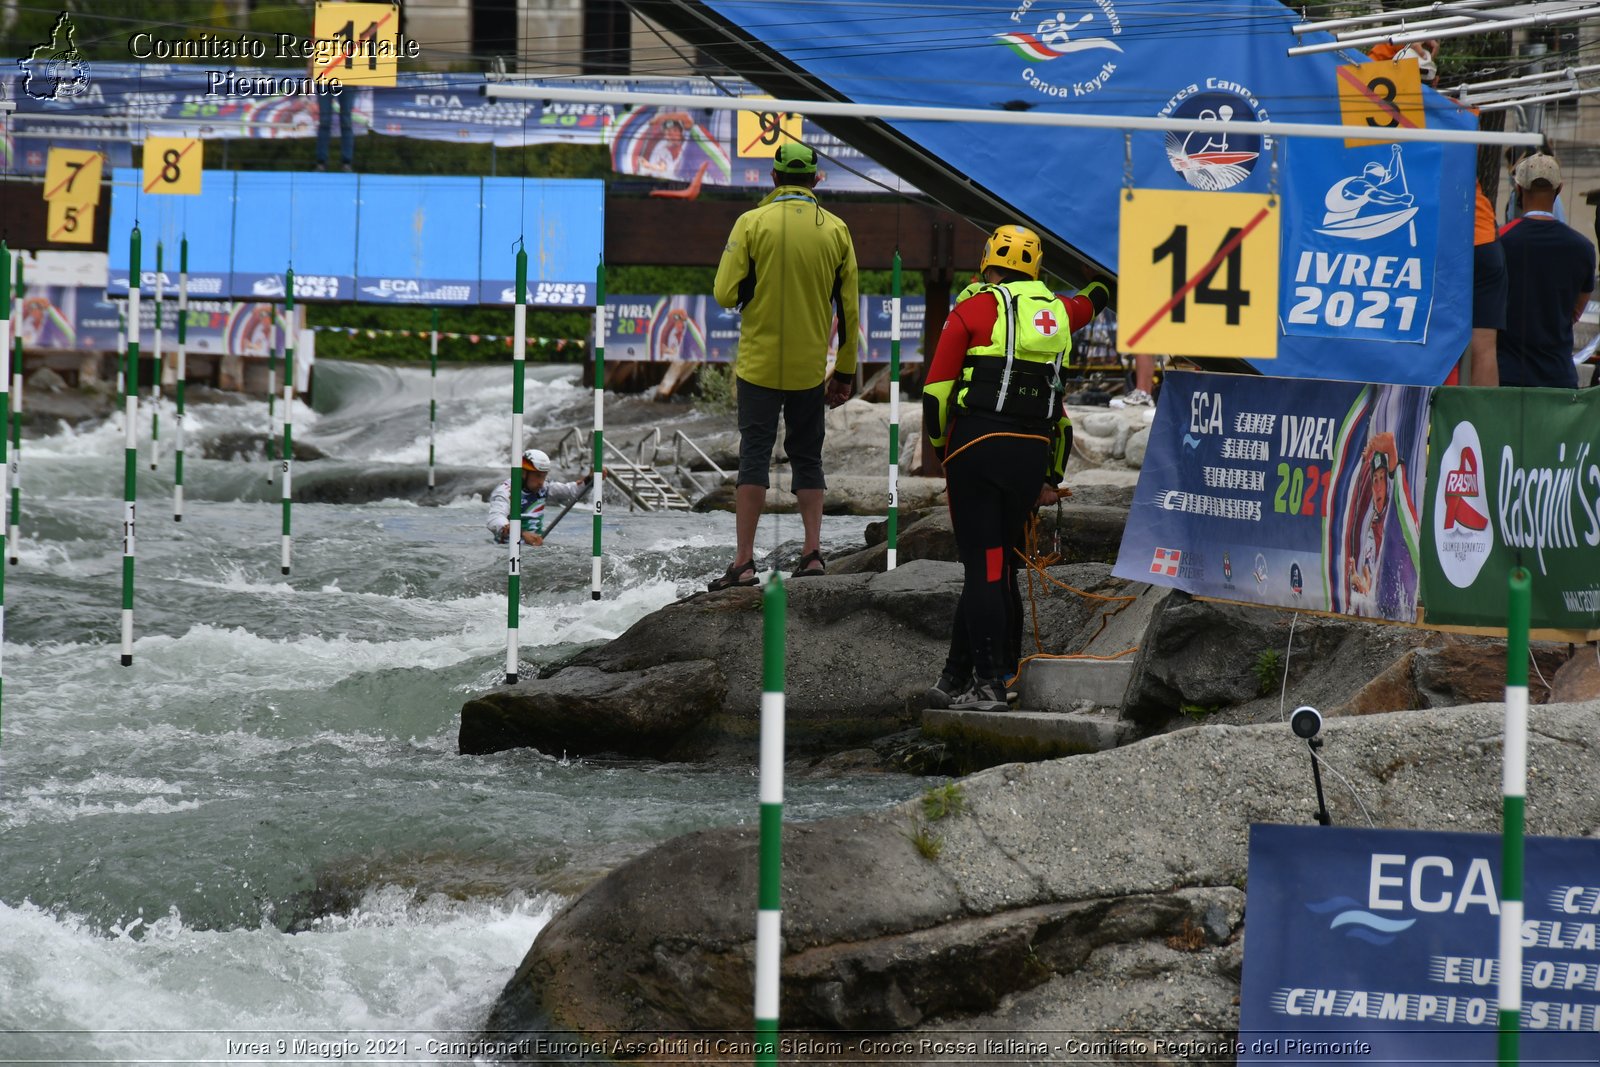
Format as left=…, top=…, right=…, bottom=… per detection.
left=1253, top=649, right=1283, bottom=696
left=303, top=303, right=588, bottom=364
left=692, top=362, right=737, bottom=413
left=921, top=782, right=966, bottom=822
left=1179, top=703, right=1221, bottom=720
left=906, top=825, right=943, bottom=861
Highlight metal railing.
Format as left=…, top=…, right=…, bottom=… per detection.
left=548, top=424, right=726, bottom=506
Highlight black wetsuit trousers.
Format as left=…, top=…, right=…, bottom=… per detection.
left=940, top=415, right=1051, bottom=685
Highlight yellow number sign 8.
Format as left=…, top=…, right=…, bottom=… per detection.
left=142, top=137, right=203, bottom=196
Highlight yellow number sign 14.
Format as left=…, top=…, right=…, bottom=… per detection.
left=1118, top=187, right=1279, bottom=360
left=143, top=137, right=204, bottom=196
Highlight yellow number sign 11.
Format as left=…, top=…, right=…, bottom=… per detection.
left=313, top=2, right=401, bottom=87
left=1118, top=187, right=1279, bottom=360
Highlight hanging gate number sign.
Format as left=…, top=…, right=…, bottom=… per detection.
left=1118, top=187, right=1279, bottom=359
left=142, top=137, right=204, bottom=196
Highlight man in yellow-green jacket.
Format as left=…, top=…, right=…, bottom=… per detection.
left=708, top=141, right=859, bottom=590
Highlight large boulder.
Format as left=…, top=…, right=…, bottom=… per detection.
left=483, top=702, right=1600, bottom=1055
left=458, top=560, right=1136, bottom=759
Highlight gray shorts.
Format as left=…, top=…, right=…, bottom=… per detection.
left=736, top=378, right=826, bottom=490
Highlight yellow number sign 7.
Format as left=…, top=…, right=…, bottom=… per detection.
left=1118, top=188, right=1278, bottom=359
left=142, top=137, right=203, bottom=195
left=43, top=148, right=104, bottom=204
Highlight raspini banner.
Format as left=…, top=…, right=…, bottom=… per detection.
left=1422, top=387, right=1600, bottom=636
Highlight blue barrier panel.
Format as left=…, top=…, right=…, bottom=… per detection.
left=1241, top=824, right=1600, bottom=1063
left=107, top=169, right=235, bottom=299
left=481, top=179, right=604, bottom=306
left=230, top=171, right=358, bottom=301
left=355, top=174, right=482, bottom=305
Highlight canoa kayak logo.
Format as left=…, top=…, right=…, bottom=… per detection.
left=996, top=2, right=1123, bottom=100
left=1158, top=79, right=1272, bottom=192
left=1433, top=420, right=1495, bottom=588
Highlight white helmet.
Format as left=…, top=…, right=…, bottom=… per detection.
left=1395, top=44, right=1436, bottom=83
left=521, top=448, right=551, bottom=472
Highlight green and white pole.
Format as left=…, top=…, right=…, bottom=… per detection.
left=149, top=243, right=163, bottom=471
left=887, top=250, right=902, bottom=571
left=755, top=571, right=786, bottom=1066
left=1498, top=567, right=1530, bottom=1066
left=590, top=258, right=605, bottom=601
left=115, top=302, right=126, bottom=395
left=504, top=248, right=528, bottom=685
left=121, top=228, right=142, bottom=666
left=280, top=269, right=294, bottom=575
left=0, top=241, right=12, bottom=732
left=10, top=252, right=23, bottom=566
left=266, top=309, right=278, bottom=486
left=428, top=307, right=439, bottom=491
left=174, top=238, right=188, bottom=522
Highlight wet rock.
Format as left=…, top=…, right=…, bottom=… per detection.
left=483, top=702, right=1600, bottom=1055
left=1552, top=646, right=1600, bottom=703
left=201, top=431, right=328, bottom=463
left=459, top=660, right=728, bottom=758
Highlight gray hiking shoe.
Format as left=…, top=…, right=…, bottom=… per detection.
left=949, top=680, right=1008, bottom=712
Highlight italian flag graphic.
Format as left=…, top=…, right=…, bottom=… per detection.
left=995, top=31, right=1066, bottom=60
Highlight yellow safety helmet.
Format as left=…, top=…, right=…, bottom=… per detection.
left=979, top=224, right=1043, bottom=279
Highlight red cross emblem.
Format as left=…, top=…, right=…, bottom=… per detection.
left=1033, top=308, right=1059, bottom=336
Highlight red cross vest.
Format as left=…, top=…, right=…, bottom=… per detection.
left=956, top=279, right=1072, bottom=424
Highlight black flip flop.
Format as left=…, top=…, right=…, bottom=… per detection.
left=791, top=549, right=826, bottom=578
left=708, top=560, right=759, bottom=591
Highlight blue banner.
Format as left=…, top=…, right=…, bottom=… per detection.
left=1113, top=370, right=1429, bottom=621
left=106, top=170, right=602, bottom=306
left=702, top=0, right=1476, bottom=384
left=1241, top=824, right=1600, bottom=1064
left=605, top=295, right=925, bottom=363
left=355, top=174, right=481, bottom=304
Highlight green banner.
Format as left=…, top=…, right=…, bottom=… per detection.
left=1422, top=387, right=1600, bottom=634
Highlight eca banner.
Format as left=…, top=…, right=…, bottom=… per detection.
left=71, top=292, right=286, bottom=356
left=607, top=296, right=927, bottom=364
left=1240, top=824, right=1600, bottom=1064
left=1113, top=370, right=1429, bottom=621
left=1421, top=387, right=1600, bottom=636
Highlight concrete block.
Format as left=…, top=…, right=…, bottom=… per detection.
left=922, top=707, right=1130, bottom=773
left=1018, top=657, right=1134, bottom=712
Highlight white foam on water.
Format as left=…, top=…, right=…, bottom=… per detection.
left=0, top=892, right=554, bottom=1063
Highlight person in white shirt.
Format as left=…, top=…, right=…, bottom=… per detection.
left=486, top=449, right=590, bottom=546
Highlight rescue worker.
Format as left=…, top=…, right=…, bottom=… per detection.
left=487, top=449, right=591, bottom=546
left=922, top=225, right=1110, bottom=711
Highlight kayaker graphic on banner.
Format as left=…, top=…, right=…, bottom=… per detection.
left=1281, top=140, right=1439, bottom=346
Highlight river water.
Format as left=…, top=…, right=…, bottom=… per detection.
left=0, top=360, right=925, bottom=1062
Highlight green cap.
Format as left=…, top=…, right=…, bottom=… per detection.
left=773, top=142, right=817, bottom=175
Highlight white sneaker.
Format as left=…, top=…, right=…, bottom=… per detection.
left=1110, top=388, right=1154, bottom=409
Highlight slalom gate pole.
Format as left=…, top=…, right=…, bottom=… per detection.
left=280, top=269, right=294, bottom=575
left=0, top=241, right=11, bottom=736
left=266, top=309, right=278, bottom=485
left=116, top=302, right=126, bottom=395
left=174, top=238, right=188, bottom=521
left=887, top=250, right=902, bottom=570
left=10, top=252, right=22, bottom=566
left=590, top=258, right=604, bottom=601
left=504, top=248, right=527, bottom=685
left=428, top=306, right=439, bottom=491
left=754, top=571, right=786, bottom=1067
left=150, top=242, right=162, bottom=471
left=1499, top=567, right=1530, bottom=1066
left=121, top=228, right=142, bottom=666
